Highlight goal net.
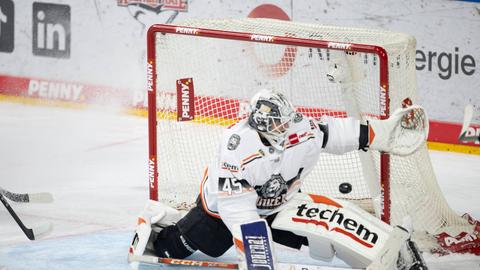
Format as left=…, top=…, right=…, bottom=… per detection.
left=146, top=18, right=471, bottom=239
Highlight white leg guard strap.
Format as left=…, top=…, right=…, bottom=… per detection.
left=307, top=234, right=335, bottom=262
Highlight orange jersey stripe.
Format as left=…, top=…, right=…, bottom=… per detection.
left=199, top=167, right=222, bottom=219
left=234, top=237, right=245, bottom=253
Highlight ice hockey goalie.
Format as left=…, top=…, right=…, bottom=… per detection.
left=129, top=88, right=429, bottom=270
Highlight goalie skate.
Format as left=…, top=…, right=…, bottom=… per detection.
left=397, top=239, right=428, bottom=270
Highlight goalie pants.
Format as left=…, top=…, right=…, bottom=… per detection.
left=153, top=196, right=308, bottom=258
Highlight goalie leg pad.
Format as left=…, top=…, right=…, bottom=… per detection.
left=266, top=213, right=308, bottom=250
left=272, top=193, right=394, bottom=268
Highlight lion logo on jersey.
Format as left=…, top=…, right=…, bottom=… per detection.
left=254, top=169, right=303, bottom=210
left=258, top=174, right=287, bottom=198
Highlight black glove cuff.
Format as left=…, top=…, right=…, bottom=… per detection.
left=359, top=124, right=369, bottom=151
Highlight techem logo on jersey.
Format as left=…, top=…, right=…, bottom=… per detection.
left=118, top=0, right=188, bottom=28
left=0, top=0, right=14, bottom=53
left=221, top=162, right=239, bottom=173
left=176, top=78, right=195, bottom=121
left=32, top=2, right=71, bottom=58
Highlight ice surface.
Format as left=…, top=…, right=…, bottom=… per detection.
left=0, top=103, right=479, bottom=269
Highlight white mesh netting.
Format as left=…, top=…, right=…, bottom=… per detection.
left=149, top=19, right=471, bottom=239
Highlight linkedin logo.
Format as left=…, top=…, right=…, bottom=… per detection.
left=0, top=0, right=14, bottom=53
left=32, top=2, right=70, bottom=58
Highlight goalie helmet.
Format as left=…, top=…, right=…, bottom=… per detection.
left=248, top=89, right=296, bottom=150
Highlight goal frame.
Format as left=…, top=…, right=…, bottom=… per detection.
left=146, top=23, right=392, bottom=223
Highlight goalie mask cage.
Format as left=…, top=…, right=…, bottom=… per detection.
left=147, top=19, right=471, bottom=239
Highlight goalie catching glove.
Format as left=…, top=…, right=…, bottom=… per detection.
left=326, top=51, right=428, bottom=156
left=368, top=99, right=429, bottom=156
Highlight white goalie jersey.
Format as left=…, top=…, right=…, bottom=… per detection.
left=199, top=115, right=361, bottom=232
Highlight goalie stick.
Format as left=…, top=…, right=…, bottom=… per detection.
left=0, top=193, right=53, bottom=240
left=128, top=254, right=361, bottom=270
left=0, top=186, right=53, bottom=203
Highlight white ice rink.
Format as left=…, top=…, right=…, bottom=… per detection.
left=0, top=102, right=479, bottom=270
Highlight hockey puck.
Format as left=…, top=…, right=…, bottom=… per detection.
left=339, top=182, right=352, bottom=194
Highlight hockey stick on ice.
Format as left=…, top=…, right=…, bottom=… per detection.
left=458, top=104, right=479, bottom=143
left=129, top=254, right=238, bottom=269
left=0, top=193, right=52, bottom=240
left=128, top=254, right=360, bottom=270
left=0, top=187, right=53, bottom=203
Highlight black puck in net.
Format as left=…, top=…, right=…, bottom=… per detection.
left=339, top=182, right=352, bottom=194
